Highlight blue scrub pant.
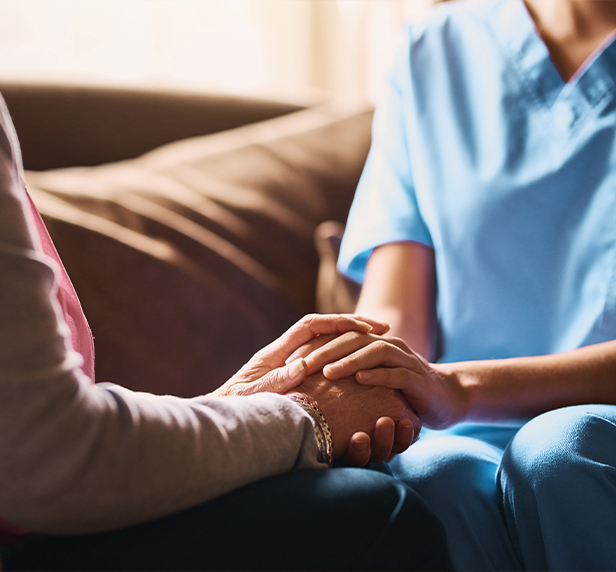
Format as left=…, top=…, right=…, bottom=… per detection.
left=390, top=404, right=616, bottom=571
left=0, top=466, right=452, bottom=571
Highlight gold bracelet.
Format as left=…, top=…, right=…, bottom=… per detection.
left=287, top=395, right=333, bottom=467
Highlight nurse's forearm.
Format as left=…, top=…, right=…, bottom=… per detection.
left=356, top=242, right=437, bottom=361
left=433, top=339, right=616, bottom=423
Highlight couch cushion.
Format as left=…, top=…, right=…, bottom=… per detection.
left=25, top=107, right=373, bottom=396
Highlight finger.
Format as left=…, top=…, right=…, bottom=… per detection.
left=284, top=334, right=338, bottom=365
left=369, top=417, right=396, bottom=463
left=249, top=358, right=308, bottom=395
left=303, top=331, right=382, bottom=375
left=283, top=317, right=394, bottom=366
left=355, top=368, right=430, bottom=420
left=267, top=314, right=383, bottom=365
left=343, top=432, right=372, bottom=467
left=323, top=341, right=419, bottom=380
left=345, top=315, right=391, bottom=336
left=293, top=314, right=375, bottom=337
left=391, top=419, right=415, bottom=455
left=354, top=366, right=416, bottom=391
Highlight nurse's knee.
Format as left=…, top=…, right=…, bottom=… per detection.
left=500, top=405, right=616, bottom=491
left=392, top=435, right=502, bottom=497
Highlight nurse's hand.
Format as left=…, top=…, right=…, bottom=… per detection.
left=296, top=330, right=466, bottom=430
left=213, top=313, right=389, bottom=398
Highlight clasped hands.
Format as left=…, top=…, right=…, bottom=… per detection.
left=214, top=314, right=462, bottom=466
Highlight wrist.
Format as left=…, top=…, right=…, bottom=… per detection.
left=286, top=393, right=333, bottom=466
left=431, top=362, right=473, bottom=425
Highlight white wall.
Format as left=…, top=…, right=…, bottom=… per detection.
left=0, top=0, right=434, bottom=108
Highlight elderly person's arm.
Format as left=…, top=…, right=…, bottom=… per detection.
left=0, top=98, right=415, bottom=535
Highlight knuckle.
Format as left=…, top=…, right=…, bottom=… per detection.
left=373, top=339, right=392, bottom=352
left=312, top=344, right=335, bottom=362
left=388, top=336, right=410, bottom=351
left=302, top=313, right=318, bottom=326
left=339, top=330, right=368, bottom=347
left=345, top=330, right=363, bottom=341
left=344, top=352, right=365, bottom=370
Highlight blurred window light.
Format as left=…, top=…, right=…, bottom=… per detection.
left=0, top=0, right=434, bottom=108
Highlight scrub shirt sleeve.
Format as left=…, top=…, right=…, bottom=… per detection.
left=338, top=26, right=433, bottom=284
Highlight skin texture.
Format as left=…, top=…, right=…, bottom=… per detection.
left=350, top=241, right=437, bottom=361
left=213, top=313, right=417, bottom=464
left=288, top=373, right=418, bottom=459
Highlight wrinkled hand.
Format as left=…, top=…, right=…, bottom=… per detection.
left=344, top=416, right=415, bottom=466
left=284, top=327, right=418, bottom=464
left=292, top=330, right=466, bottom=430
left=287, top=373, right=420, bottom=461
left=212, top=313, right=389, bottom=398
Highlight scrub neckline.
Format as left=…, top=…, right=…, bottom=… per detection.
left=489, top=0, right=616, bottom=110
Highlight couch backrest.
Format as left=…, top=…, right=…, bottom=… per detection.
left=0, top=80, right=306, bottom=170
left=25, top=106, right=374, bottom=396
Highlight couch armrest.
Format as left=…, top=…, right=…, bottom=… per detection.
left=0, top=80, right=307, bottom=170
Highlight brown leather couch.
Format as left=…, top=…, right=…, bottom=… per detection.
left=1, top=80, right=371, bottom=397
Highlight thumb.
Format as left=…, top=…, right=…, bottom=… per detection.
left=257, top=358, right=307, bottom=394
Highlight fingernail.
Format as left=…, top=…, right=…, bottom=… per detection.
left=288, top=358, right=305, bottom=379
left=355, top=439, right=369, bottom=452
left=400, top=420, right=413, bottom=433
left=357, top=370, right=373, bottom=382
left=323, top=364, right=339, bottom=378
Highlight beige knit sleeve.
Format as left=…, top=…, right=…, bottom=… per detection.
left=0, top=95, right=322, bottom=535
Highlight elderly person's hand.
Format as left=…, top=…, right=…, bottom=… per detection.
left=213, top=313, right=415, bottom=466
left=212, top=313, right=389, bottom=397
left=288, top=373, right=420, bottom=461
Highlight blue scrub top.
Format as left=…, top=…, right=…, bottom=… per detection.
left=338, top=0, right=616, bottom=363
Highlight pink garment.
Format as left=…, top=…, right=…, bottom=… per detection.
left=0, top=191, right=95, bottom=543
left=25, top=191, right=95, bottom=381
